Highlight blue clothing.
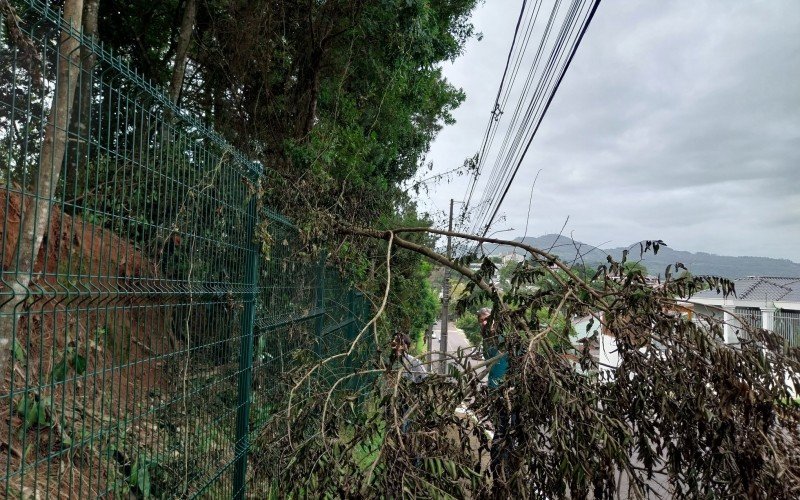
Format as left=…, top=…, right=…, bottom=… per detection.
left=484, top=345, right=508, bottom=389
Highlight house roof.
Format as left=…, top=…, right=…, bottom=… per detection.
left=694, top=276, right=800, bottom=302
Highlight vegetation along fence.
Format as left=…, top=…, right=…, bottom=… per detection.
left=0, top=1, right=372, bottom=497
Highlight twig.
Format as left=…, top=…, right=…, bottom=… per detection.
left=319, top=368, right=383, bottom=449
left=286, top=231, right=395, bottom=448
left=358, top=225, right=608, bottom=309
left=131, top=337, right=152, bottom=354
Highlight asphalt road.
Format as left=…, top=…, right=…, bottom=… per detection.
left=432, top=319, right=474, bottom=354
left=430, top=320, right=485, bottom=380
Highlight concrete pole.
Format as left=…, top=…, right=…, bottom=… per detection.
left=427, top=324, right=433, bottom=367
left=723, top=309, right=736, bottom=345
left=761, top=305, right=775, bottom=331
left=439, top=199, right=454, bottom=374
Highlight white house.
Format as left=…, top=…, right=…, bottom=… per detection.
left=571, top=313, right=619, bottom=376
left=688, top=276, right=800, bottom=346
left=566, top=277, right=800, bottom=392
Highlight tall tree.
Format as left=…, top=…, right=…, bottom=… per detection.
left=0, top=0, right=84, bottom=376
left=168, top=0, right=195, bottom=105
left=64, top=0, right=99, bottom=194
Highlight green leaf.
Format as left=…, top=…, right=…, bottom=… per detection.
left=72, top=354, right=87, bottom=375
left=138, top=465, right=151, bottom=498
left=129, top=460, right=139, bottom=487
left=51, top=357, right=69, bottom=382
left=15, top=394, right=31, bottom=417
left=18, top=395, right=38, bottom=430
left=12, top=339, right=26, bottom=363
left=36, top=399, right=50, bottom=426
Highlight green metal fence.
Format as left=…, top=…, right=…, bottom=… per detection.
left=0, top=2, right=371, bottom=497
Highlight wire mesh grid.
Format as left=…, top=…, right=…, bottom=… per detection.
left=0, top=2, right=371, bottom=498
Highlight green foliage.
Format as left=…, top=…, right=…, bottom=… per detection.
left=12, top=339, right=26, bottom=363
left=38, top=0, right=479, bottom=374
left=97, top=0, right=182, bottom=84
left=50, top=345, right=87, bottom=383
left=128, top=456, right=153, bottom=499
left=382, top=212, right=441, bottom=344
left=535, top=307, right=575, bottom=352
left=457, top=307, right=575, bottom=351
left=15, top=393, right=50, bottom=431
left=623, top=260, right=648, bottom=276
left=455, top=312, right=482, bottom=346
left=411, top=265, right=441, bottom=343
left=413, top=333, right=426, bottom=355
left=93, top=0, right=478, bottom=229
left=498, top=260, right=519, bottom=290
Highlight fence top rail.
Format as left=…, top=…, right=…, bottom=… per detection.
left=16, top=0, right=263, bottom=180
left=262, top=207, right=296, bottom=228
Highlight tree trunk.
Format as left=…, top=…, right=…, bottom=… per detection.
left=297, top=46, right=323, bottom=139
left=168, top=0, right=196, bottom=106
left=0, top=0, right=84, bottom=373
left=65, top=0, right=99, bottom=199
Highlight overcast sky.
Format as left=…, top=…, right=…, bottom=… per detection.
left=419, top=0, right=800, bottom=262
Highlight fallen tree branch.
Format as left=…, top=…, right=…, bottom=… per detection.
left=339, top=225, right=497, bottom=297
left=286, top=231, right=396, bottom=448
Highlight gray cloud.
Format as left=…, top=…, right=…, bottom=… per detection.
left=421, top=0, right=800, bottom=261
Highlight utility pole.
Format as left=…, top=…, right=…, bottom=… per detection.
left=439, top=198, right=454, bottom=374
left=426, top=324, right=434, bottom=369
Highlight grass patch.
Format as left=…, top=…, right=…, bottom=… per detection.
left=353, top=422, right=385, bottom=471
left=414, top=334, right=426, bottom=355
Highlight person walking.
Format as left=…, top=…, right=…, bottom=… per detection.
left=477, top=307, right=512, bottom=490
left=391, top=332, right=428, bottom=432
left=478, top=307, right=508, bottom=389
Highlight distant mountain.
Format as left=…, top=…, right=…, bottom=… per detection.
left=485, top=234, right=800, bottom=279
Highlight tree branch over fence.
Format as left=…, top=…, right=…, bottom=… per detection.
left=341, top=225, right=497, bottom=297
left=259, top=220, right=800, bottom=498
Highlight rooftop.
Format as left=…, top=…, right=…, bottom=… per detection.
left=694, top=276, right=800, bottom=302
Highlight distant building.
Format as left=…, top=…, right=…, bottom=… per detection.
left=571, top=313, right=618, bottom=376
left=569, top=277, right=800, bottom=393
left=500, top=253, right=525, bottom=265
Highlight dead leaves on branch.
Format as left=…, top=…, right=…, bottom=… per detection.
left=252, top=234, right=800, bottom=498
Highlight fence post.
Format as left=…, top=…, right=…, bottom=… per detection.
left=347, top=290, right=356, bottom=340
left=233, top=197, right=260, bottom=500
left=314, top=254, right=326, bottom=356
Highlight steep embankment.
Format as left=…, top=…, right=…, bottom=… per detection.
left=0, top=188, right=172, bottom=497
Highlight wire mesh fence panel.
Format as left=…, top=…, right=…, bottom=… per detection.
left=0, top=2, right=371, bottom=498
left=734, top=308, right=762, bottom=330
left=733, top=307, right=761, bottom=344
left=774, top=310, right=800, bottom=349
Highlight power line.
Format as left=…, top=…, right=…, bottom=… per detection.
left=481, top=0, right=601, bottom=236
left=461, top=0, right=533, bottom=219
left=476, top=0, right=579, bottom=233
left=448, top=0, right=602, bottom=294
left=471, top=0, right=564, bottom=236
